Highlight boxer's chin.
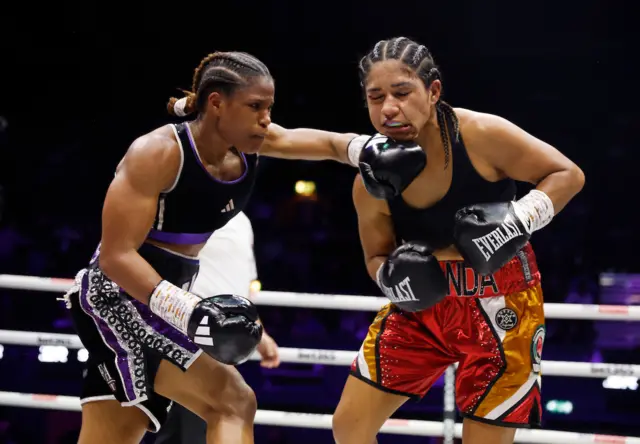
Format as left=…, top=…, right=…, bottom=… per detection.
left=382, top=125, right=417, bottom=141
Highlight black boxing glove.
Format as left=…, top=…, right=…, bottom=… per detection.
left=453, top=190, right=555, bottom=275
left=149, top=281, right=263, bottom=365
left=186, top=294, right=263, bottom=365
left=376, top=242, right=448, bottom=312
left=356, top=134, right=426, bottom=199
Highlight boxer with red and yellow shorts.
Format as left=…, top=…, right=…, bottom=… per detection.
left=350, top=243, right=544, bottom=428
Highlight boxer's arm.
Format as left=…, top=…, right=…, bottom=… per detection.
left=99, top=135, right=181, bottom=303
left=260, top=123, right=365, bottom=165
left=469, top=113, right=585, bottom=213
left=352, top=174, right=397, bottom=282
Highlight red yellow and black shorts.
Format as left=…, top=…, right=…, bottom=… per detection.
left=351, top=243, right=545, bottom=428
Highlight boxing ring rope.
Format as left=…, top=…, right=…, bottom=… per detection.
left=1, top=274, right=640, bottom=443
left=1, top=274, right=639, bottom=320
left=2, top=328, right=640, bottom=378
left=4, top=391, right=640, bottom=444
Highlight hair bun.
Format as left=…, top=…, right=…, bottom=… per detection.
left=167, top=93, right=196, bottom=117
left=172, top=97, right=189, bottom=117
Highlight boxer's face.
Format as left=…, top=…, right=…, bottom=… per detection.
left=364, top=60, right=440, bottom=141
left=209, top=76, right=275, bottom=154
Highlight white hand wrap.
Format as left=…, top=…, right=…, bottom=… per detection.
left=511, top=189, right=555, bottom=235
left=375, top=262, right=385, bottom=288
left=149, top=280, right=202, bottom=334
left=347, top=135, right=371, bottom=167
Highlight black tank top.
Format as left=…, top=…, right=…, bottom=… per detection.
left=387, top=114, right=516, bottom=250
left=146, top=122, right=258, bottom=245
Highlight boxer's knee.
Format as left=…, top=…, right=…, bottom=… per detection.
left=333, top=375, right=407, bottom=444
left=462, top=417, right=516, bottom=444
left=332, top=404, right=379, bottom=444
left=332, top=390, right=375, bottom=443
left=201, top=375, right=257, bottom=424
left=332, top=408, right=358, bottom=443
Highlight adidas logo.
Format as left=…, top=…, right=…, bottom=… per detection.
left=193, top=316, right=213, bottom=346
left=221, top=199, right=235, bottom=213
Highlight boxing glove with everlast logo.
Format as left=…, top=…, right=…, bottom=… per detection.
left=376, top=242, right=448, bottom=312
left=453, top=191, right=555, bottom=275
left=357, top=134, right=426, bottom=199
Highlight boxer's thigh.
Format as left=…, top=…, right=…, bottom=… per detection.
left=78, top=400, right=148, bottom=444
left=154, top=351, right=256, bottom=421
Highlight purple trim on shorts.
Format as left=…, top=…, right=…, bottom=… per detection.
left=129, top=299, right=200, bottom=354
left=184, top=123, right=248, bottom=184
left=79, top=272, right=137, bottom=401
left=147, top=229, right=213, bottom=245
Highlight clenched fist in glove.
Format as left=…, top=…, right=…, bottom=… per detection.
left=355, top=134, right=426, bottom=200
left=150, top=280, right=263, bottom=365
left=376, top=242, right=448, bottom=312
left=453, top=190, right=555, bottom=275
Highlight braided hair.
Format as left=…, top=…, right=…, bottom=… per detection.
left=359, top=37, right=458, bottom=168
left=167, top=52, right=271, bottom=117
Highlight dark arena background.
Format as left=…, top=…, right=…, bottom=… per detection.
left=0, top=1, right=637, bottom=443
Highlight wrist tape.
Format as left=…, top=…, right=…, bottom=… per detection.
left=149, top=280, right=202, bottom=335
left=347, top=135, right=371, bottom=167
left=512, top=189, right=555, bottom=234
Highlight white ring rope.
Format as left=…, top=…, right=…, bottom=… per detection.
left=1, top=273, right=639, bottom=320
left=0, top=391, right=638, bottom=443
left=2, top=329, right=640, bottom=379
left=2, top=273, right=640, bottom=443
